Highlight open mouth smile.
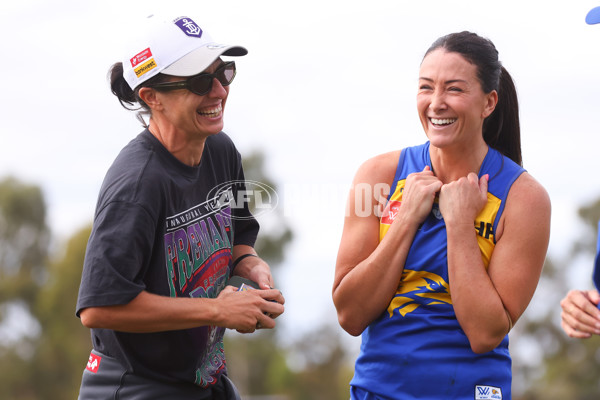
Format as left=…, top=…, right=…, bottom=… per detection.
left=430, top=118, right=457, bottom=126
left=197, top=105, right=222, bottom=118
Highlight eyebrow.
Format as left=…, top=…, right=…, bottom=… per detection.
left=419, top=77, right=469, bottom=85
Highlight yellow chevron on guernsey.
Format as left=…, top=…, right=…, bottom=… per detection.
left=388, top=270, right=452, bottom=317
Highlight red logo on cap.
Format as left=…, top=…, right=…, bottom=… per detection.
left=86, top=352, right=102, bottom=373
left=130, top=48, right=153, bottom=67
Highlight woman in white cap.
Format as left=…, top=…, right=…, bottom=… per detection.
left=333, top=31, right=551, bottom=399
left=76, top=14, right=284, bottom=400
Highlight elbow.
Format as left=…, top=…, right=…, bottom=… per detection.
left=467, top=332, right=506, bottom=354
left=337, top=311, right=367, bottom=337
left=79, top=308, right=102, bottom=329
left=470, top=342, right=498, bottom=355
left=332, top=287, right=370, bottom=336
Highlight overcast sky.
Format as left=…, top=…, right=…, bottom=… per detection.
left=2, top=0, right=600, bottom=346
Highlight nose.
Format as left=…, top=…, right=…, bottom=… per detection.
left=208, top=77, right=228, bottom=98
left=429, top=90, right=447, bottom=112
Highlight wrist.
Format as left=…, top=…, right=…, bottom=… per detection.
left=232, top=253, right=258, bottom=269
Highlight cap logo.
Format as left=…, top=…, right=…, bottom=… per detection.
left=134, top=58, right=157, bottom=78
left=130, top=48, right=153, bottom=67
left=174, top=17, right=202, bottom=38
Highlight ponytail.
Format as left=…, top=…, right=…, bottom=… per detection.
left=108, top=62, right=140, bottom=111
left=108, top=62, right=162, bottom=127
left=482, top=67, right=522, bottom=166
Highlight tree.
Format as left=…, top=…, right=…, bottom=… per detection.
left=224, top=150, right=295, bottom=396
left=0, top=176, right=93, bottom=399
left=0, top=177, right=50, bottom=400
left=226, top=151, right=356, bottom=400
left=33, top=226, right=94, bottom=399
left=0, top=177, right=49, bottom=305
left=241, top=150, right=293, bottom=269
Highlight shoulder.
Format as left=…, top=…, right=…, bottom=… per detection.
left=97, top=133, right=167, bottom=212
left=206, top=131, right=238, bottom=152
left=353, top=150, right=401, bottom=186
left=509, top=172, right=550, bottom=210
left=497, top=172, right=551, bottom=240
left=203, top=132, right=242, bottom=167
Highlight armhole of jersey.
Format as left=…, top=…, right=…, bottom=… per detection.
left=492, top=169, right=526, bottom=243
left=387, top=149, right=406, bottom=203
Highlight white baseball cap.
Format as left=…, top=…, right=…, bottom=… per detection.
left=122, top=14, right=248, bottom=90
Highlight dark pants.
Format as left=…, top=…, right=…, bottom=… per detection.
left=78, top=350, right=241, bottom=400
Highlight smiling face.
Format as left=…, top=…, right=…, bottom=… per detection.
left=417, top=49, right=497, bottom=151
left=151, top=58, right=230, bottom=139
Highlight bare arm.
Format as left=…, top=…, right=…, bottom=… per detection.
left=441, top=172, right=550, bottom=353
left=80, top=244, right=284, bottom=333
left=333, top=152, right=443, bottom=336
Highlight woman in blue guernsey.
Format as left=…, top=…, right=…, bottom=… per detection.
left=333, top=32, right=551, bottom=400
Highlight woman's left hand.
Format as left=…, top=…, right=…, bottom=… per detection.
left=239, top=256, right=275, bottom=291
left=439, top=173, right=488, bottom=224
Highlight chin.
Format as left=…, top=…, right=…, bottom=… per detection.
left=426, top=132, right=452, bottom=148
left=200, top=122, right=225, bottom=136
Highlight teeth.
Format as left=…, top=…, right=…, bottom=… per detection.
left=198, top=105, right=222, bottom=117
left=431, top=118, right=456, bottom=125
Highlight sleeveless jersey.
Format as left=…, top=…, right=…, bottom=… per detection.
left=351, top=142, right=525, bottom=400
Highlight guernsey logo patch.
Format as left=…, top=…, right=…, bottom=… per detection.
left=380, top=200, right=401, bottom=225
left=388, top=270, right=452, bottom=317
left=86, top=352, right=101, bottom=374
left=475, top=385, right=502, bottom=400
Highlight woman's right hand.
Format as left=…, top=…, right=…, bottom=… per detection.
left=560, top=289, right=600, bottom=338
left=399, top=166, right=443, bottom=225
left=216, top=286, right=284, bottom=333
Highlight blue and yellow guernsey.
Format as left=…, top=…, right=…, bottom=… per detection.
left=351, top=142, right=525, bottom=400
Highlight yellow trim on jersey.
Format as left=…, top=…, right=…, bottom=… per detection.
left=380, top=180, right=502, bottom=269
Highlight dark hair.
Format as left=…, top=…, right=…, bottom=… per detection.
left=108, top=62, right=169, bottom=127
left=424, top=31, right=522, bottom=166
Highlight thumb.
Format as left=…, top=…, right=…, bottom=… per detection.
left=479, top=174, right=489, bottom=195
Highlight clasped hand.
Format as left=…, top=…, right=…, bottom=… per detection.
left=217, top=285, right=285, bottom=334
left=402, top=167, right=488, bottom=225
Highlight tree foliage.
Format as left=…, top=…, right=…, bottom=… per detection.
left=0, top=178, right=49, bottom=305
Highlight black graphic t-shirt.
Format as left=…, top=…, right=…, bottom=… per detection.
left=76, top=129, right=258, bottom=387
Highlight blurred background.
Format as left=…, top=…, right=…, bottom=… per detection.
left=2, top=0, right=600, bottom=398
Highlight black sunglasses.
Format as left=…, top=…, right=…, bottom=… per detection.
left=148, top=61, right=236, bottom=96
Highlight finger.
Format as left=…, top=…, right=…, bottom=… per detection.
left=220, top=286, right=238, bottom=295
left=252, top=312, right=276, bottom=329
left=562, top=307, right=600, bottom=335
left=420, top=165, right=435, bottom=177
left=258, top=278, right=275, bottom=290
left=561, top=319, right=592, bottom=339
left=259, top=288, right=286, bottom=304
left=568, top=290, right=600, bottom=320
left=587, top=290, right=600, bottom=307
left=479, top=174, right=489, bottom=194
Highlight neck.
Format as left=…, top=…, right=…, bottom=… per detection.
left=148, top=119, right=206, bottom=167
left=429, top=141, right=488, bottom=183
